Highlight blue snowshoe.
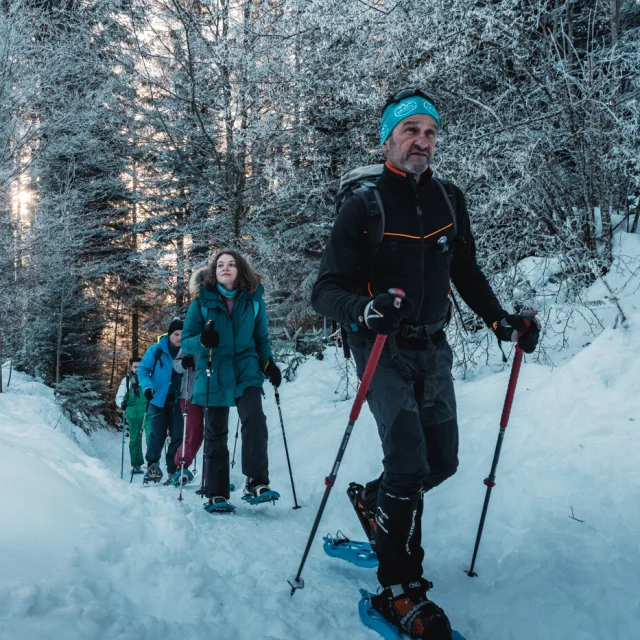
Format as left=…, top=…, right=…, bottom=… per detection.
left=358, top=588, right=466, bottom=640
left=131, top=467, right=144, bottom=475
left=323, top=532, right=378, bottom=568
left=241, top=481, right=280, bottom=506
left=204, top=497, right=236, bottom=513
left=171, top=469, right=194, bottom=486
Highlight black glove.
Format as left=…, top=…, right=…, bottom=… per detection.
left=362, top=292, right=413, bottom=335
left=144, top=388, right=155, bottom=401
left=181, top=355, right=195, bottom=369
left=264, top=357, right=282, bottom=388
left=200, top=320, right=219, bottom=349
left=492, top=312, right=541, bottom=354
left=120, top=399, right=127, bottom=410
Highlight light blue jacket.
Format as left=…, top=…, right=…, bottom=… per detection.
left=138, top=336, right=179, bottom=409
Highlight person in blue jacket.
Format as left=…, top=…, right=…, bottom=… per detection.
left=181, top=249, right=281, bottom=512
left=138, top=318, right=184, bottom=485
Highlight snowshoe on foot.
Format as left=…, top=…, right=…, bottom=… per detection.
left=171, top=469, right=194, bottom=486
left=143, top=463, right=163, bottom=485
left=347, top=482, right=377, bottom=548
left=131, top=466, right=144, bottom=475
left=369, top=579, right=452, bottom=640
left=241, top=479, right=280, bottom=505
left=204, top=496, right=236, bottom=513
left=359, top=589, right=465, bottom=640
left=323, top=531, right=378, bottom=568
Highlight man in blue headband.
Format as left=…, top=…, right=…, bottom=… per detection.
left=312, top=88, right=540, bottom=639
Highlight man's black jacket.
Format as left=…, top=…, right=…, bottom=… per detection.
left=311, top=163, right=505, bottom=329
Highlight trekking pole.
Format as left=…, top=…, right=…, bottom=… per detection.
left=178, top=368, right=191, bottom=502
left=131, top=399, right=150, bottom=483
left=467, top=312, right=537, bottom=576
left=230, top=416, right=240, bottom=468
left=274, top=387, right=301, bottom=509
left=200, top=349, right=213, bottom=495
left=120, top=412, right=127, bottom=480
left=288, top=288, right=405, bottom=596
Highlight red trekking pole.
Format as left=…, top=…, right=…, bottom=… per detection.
left=467, top=311, right=537, bottom=577
left=288, top=288, right=405, bottom=596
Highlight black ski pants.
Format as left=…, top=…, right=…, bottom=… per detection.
left=203, top=386, right=269, bottom=499
left=145, top=396, right=183, bottom=475
left=349, top=333, right=458, bottom=588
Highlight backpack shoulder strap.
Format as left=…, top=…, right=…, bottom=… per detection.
left=353, top=183, right=385, bottom=258
left=150, top=344, right=163, bottom=375
left=432, top=177, right=458, bottom=237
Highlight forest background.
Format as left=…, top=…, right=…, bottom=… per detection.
left=1, top=0, right=638, bottom=427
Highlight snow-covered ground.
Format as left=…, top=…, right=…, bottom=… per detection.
left=1, top=234, right=639, bottom=640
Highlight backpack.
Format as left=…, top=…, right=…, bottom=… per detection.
left=334, top=164, right=458, bottom=260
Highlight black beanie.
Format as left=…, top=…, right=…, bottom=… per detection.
left=168, top=317, right=183, bottom=335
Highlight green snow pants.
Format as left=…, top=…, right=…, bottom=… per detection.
left=128, top=414, right=151, bottom=468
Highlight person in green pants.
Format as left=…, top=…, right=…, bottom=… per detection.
left=115, top=358, right=151, bottom=474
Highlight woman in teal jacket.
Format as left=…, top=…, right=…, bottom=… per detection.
left=181, top=249, right=281, bottom=513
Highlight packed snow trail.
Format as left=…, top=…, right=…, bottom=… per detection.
left=2, top=251, right=640, bottom=639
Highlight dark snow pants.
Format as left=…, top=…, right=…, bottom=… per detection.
left=349, top=333, right=458, bottom=587
left=203, top=386, right=269, bottom=500
left=145, top=397, right=183, bottom=475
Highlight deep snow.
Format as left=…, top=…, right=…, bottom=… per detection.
left=1, top=234, right=639, bottom=640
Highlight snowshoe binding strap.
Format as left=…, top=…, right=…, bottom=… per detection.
left=359, top=589, right=462, bottom=640
left=371, top=582, right=453, bottom=640
left=204, top=497, right=236, bottom=513
left=243, top=481, right=280, bottom=505
left=347, top=482, right=377, bottom=546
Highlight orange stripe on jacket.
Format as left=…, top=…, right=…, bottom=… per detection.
left=383, top=223, right=453, bottom=241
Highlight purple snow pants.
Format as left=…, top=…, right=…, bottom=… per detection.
left=173, top=399, right=204, bottom=470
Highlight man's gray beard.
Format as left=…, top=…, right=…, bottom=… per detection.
left=405, top=158, right=431, bottom=175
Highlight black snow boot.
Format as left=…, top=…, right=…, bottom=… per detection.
left=347, top=482, right=377, bottom=548
left=371, top=578, right=452, bottom=640
left=143, top=462, right=163, bottom=485
left=244, top=478, right=273, bottom=499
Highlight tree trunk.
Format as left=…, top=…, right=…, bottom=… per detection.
left=131, top=149, right=139, bottom=359
left=176, top=205, right=186, bottom=308
left=132, top=310, right=139, bottom=360
left=610, top=0, right=620, bottom=47
left=56, top=295, right=64, bottom=385
left=109, top=301, right=120, bottom=390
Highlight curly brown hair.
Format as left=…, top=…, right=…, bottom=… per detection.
left=189, top=249, right=262, bottom=298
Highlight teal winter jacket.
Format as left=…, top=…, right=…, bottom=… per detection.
left=180, top=283, right=273, bottom=407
